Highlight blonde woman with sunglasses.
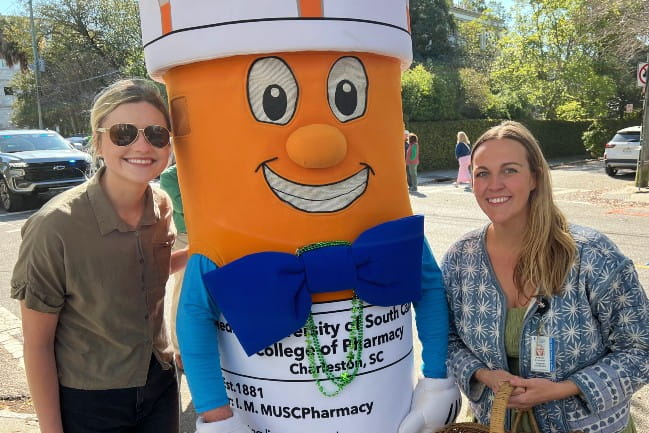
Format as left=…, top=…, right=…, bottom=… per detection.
left=11, top=79, right=187, bottom=433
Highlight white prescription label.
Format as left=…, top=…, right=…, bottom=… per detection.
left=217, top=300, right=415, bottom=433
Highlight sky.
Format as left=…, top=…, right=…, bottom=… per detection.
left=0, top=0, right=24, bottom=16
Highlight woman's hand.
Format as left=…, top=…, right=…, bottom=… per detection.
left=174, top=353, right=184, bottom=372
left=507, top=377, right=580, bottom=409
left=473, top=368, right=524, bottom=396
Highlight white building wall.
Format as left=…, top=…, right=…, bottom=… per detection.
left=0, top=60, right=20, bottom=129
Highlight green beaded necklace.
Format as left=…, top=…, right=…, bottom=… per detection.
left=296, top=241, right=365, bottom=397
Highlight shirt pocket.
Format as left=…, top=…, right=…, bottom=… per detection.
left=153, top=236, right=174, bottom=285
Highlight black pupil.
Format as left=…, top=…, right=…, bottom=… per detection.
left=263, top=85, right=287, bottom=121
left=335, top=80, right=357, bottom=116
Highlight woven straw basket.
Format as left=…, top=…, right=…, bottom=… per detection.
left=435, top=382, right=584, bottom=433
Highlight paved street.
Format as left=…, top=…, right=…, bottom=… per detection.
left=1, top=157, right=649, bottom=432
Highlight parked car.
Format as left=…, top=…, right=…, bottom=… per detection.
left=603, top=125, right=642, bottom=176
left=65, top=135, right=90, bottom=151
left=0, top=130, right=93, bottom=211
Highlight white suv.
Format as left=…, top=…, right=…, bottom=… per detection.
left=603, top=126, right=641, bottom=176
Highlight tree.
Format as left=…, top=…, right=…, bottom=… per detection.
left=575, top=0, right=649, bottom=61
left=488, top=0, right=617, bottom=120
left=0, top=16, right=29, bottom=71
left=402, top=64, right=462, bottom=121
left=9, top=0, right=147, bottom=133
left=454, top=0, right=488, bottom=12
left=455, top=8, right=503, bottom=73
left=409, top=0, right=457, bottom=63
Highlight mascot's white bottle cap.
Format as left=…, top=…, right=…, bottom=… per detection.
left=139, top=0, right=413, bottom=81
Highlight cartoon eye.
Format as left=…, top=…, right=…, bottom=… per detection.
left=327, top=57, right=367, bottom=123
left=247, top=57, right=298, bottom=125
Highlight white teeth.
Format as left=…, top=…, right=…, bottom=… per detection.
left=126, top=158, right=153, bottom=165
left=262, top=164, right=369, bottom=213
left=488, top=197, right=509, bottom=204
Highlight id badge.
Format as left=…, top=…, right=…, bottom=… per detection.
left=530, top=335, right=555, bottom=373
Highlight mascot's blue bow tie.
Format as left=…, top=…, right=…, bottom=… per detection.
left=204, top=215, right=424, bottom=356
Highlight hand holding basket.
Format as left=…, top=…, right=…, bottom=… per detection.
left=434, top=382, right=584, bottom=433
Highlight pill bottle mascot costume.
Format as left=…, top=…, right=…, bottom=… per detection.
left=139, top=2, right=460, bottom=432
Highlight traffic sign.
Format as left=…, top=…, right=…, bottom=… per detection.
left=638, top=62, right=647, bottom=87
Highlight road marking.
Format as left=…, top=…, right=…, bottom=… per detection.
left=0, top=307, right=24, bottom=368
left=638, top=265, right=649, bottom=269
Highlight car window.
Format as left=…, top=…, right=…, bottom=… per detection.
left=612, top=132, right=640, bottom=142
left=0, top=133, right=72, bottom=153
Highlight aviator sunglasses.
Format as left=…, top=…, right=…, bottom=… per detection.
left=96, top=123, right=171, bottom=148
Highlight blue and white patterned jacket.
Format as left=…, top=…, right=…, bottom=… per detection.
left=442, top=224, right=649, bottom=433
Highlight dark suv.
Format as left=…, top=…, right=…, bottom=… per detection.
left=0, top=130, right=93, bottom=211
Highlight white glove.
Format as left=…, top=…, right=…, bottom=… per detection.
left=195, top=412, right=249, bottom=433
left=397, top=377, right=462, bottom=433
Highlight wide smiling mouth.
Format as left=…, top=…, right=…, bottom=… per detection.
left=487, top=196, right=511, bottom=204
left=258, top=160, right=372, bottom=213
left=123, top=157, right=156, bottom=165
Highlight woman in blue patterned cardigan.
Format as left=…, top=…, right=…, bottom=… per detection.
left=443, top=121, right=649, bottom=433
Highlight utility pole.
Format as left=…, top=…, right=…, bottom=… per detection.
left=28, top=0, right=43, bottom=129
left=636, top=51, right=649, bottom=189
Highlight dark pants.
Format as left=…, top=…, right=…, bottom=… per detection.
left=60, top=356, right=179, bottom=433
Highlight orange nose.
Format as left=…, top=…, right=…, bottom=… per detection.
left=286, top=124, right=347, bottom=169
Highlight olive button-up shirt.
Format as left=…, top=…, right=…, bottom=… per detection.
left=11, top=168, right=175, bottom=389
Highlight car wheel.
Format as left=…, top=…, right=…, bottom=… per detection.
left=605, top=165, right=617, bottom=177
left=0, top=177, right=24, bottom=212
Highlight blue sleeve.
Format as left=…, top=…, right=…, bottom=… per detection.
left=414, top=237, right=449, bottom=378
left=176, top=254, right=229, bottom=413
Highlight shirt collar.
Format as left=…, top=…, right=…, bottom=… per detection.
left=87, top=166, right=159, bottom=235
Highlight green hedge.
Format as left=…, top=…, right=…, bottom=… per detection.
left=406, top=119, right=639, bottom=170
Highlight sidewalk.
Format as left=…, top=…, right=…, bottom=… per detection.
left=0, top=411, right=38, bottom=433
left=418, top=156, right=593, bottom=185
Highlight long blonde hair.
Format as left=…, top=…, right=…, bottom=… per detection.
left=457, top=131, right=469, bottom=144
left=472, top=121, right=576, bottom=297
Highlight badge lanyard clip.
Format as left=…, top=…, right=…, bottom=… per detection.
left=530, top=299, right=555, bottom=373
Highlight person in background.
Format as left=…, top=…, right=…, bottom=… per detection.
left=454, top=131, right=471, bottom=189
left=11, top=79, right=187, bottom=433
left=404, top=129, right=410, bottom=159
left=159, top=162, right=188, bottom=373
left=406, top=133, right=419, bottom=192
left=443, top=121, right=649, bottom=433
